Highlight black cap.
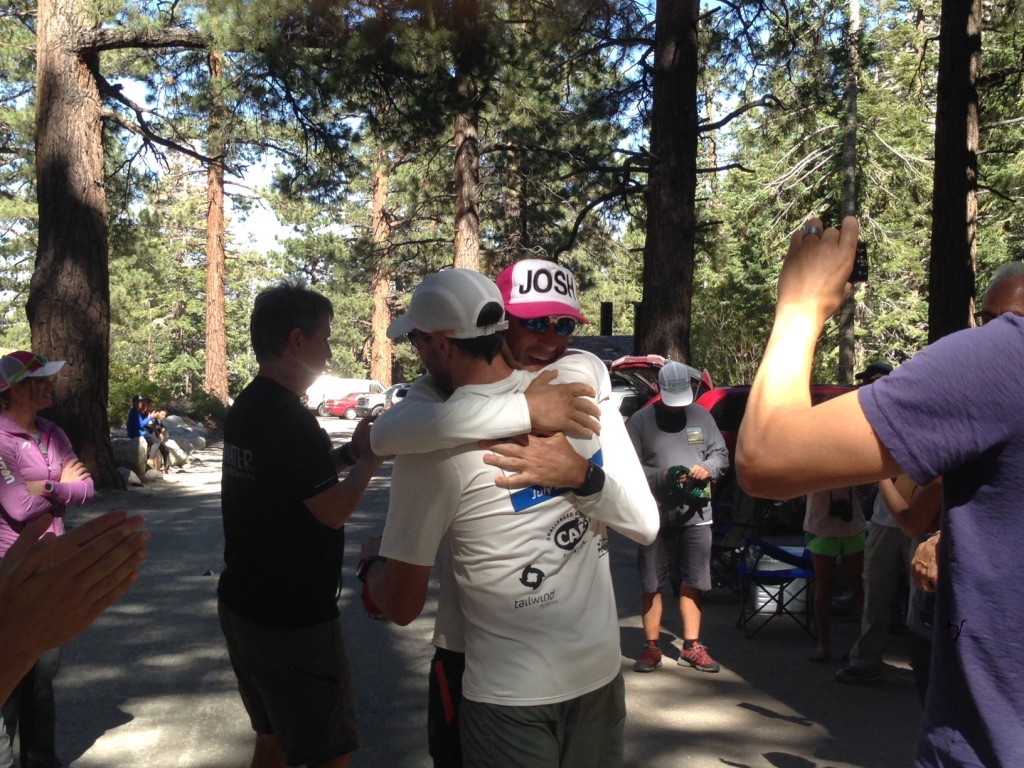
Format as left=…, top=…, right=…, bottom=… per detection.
left=132, top=394, right=144, bottom=403
left=855, top=361, right=893, bottom=381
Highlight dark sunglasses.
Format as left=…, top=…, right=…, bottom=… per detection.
left=518, top=316, right=577, bottom=337
left=407, top=331, right=430, bottom=351
left=973, top=311, right=994, bottom=327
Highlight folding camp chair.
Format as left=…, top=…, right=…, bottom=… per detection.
left=736, top=535, right=816, bottom=639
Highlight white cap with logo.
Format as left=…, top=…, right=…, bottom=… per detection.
left=658, top=361, right=703, bottom=407
left=387, top=269, right=509, bottom=340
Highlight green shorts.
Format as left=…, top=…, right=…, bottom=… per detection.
left=460, top=673, right=625, bottom=768
left=805, top=530, right=867, bottom=557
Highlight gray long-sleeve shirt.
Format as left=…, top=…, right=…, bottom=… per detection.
left=625, top=403, right=729, bottom=527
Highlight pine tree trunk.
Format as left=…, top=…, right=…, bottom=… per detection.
left=453, top=79, right=481, bottom=271
left=369, top=150, right=393, bottom=387
left=837, top=0, right=861, bottom=384
left=452, top=0, right=482, bottom=272
left=637, top=0, right=699, bottom=362
left=928, top=0, right=981, bottom=343
left=28, top=0, right=121, bottom=488
left=205, top=51, right=229, bottom=404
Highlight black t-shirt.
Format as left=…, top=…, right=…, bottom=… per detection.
left=218, top=376, right=342, bottom=628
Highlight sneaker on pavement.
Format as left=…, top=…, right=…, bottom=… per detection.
left=678, top=642, right=720, bottom=673
left=835, top=665, right=882, bottom=683
left=633, top=645, right=663, bottom=673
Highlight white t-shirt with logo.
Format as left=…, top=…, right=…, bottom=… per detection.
left=379, top=368, right=657, bottom=706
left=372, top=350, right=658, bottom=656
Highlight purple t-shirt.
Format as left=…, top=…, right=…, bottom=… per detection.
left=860, top=313, right=1024, bottom=768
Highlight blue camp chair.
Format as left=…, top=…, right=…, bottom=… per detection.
left=736, top=535, right=816, bottom=639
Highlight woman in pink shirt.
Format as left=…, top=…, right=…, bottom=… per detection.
left=0, top=350, right=94, bottom=768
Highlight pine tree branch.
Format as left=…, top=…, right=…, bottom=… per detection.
left=698, top=95, right=781, bottom=134
left=978, top=184, right=1017, bottom=204
left=96, top=74, right=219, bottom=169
left=698, top=162, right=755, bottom=174
left=77, top=27, right=208, bottom=53
left=552, top=180, right=644, bottom=258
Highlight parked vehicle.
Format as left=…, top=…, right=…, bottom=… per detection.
left=354, top=382, right=411, bottom=418
left=608, top=354, right=714, bottom=420
left=305, top=376, right=384, bottom=416
left=383, top=383, right=411, bottom=411
left=694, top=384, right=856, bottom=538
left=694, top=384, right=855, bottom=474
left=324, top=392, right=369, bottom=420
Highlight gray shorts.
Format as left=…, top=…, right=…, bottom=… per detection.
left=218, top=600, right=358, bottom=765
left=460, top=673, right=625, bottom=768
left=638, top=524, right=713, bottom=594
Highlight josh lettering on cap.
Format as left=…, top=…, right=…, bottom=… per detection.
left=496, top=259, right=588, bottom=322
left=518, top=266, right=577, bottom=299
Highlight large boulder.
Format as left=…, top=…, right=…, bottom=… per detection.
left=112, top=436, right=148, bottom=478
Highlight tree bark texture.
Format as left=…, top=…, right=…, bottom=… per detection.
left=369, top=150, right=394, bottom=387
left=838, top=0, right=861, bottom=384
left=205, top=51, right=229, bottom=405
left=637, top=0, right=699, bottom=362
left=451, top=0, right=482, bottom=272
left=28, top=0, right=121, bottom=487
left=453, top=77, right=481, bottom=271
left=928, top=0, right=981, bottom=343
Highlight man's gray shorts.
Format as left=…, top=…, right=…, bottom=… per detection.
left=460, top=672, right=625, bottom=768
left=638, top=523, right=713, bottom=594
left=218, top=600, right=359, bottom=765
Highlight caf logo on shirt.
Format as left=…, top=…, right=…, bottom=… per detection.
left=553, top=516, right=589, bottom=552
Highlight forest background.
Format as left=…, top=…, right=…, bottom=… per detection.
left=1, top=0, right=1021, bottom=486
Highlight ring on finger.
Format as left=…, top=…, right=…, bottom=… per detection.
left=802, top=224, right=823, bottom=238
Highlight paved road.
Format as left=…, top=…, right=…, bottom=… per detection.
left=51, top=418, right=923, bottom=767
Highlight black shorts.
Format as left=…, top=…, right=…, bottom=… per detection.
left=637, top=524, right=713, bottom=594
left=218, top=600, right=358, bottom=765
left=427, top=647, right=465, bottom=768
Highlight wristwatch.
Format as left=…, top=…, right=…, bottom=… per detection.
left=43, top=481, right=54, bottom=496
left=335, top=442, right=357, bottom=466
left=573, top=462, right=605, bottom=497
left=356, top=554, right=387, bottom=583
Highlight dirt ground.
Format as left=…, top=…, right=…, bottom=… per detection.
left=51, top=424, right=923, bottom=768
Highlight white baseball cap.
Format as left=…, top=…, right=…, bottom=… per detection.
left=658, top=361, right=702, bottom=407
left=387, top=269, right=509, bottom=340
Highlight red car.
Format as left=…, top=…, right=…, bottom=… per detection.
left=324, top=392, right=369, bottom=420
left=694, top=384, right=856, bottom=538
left=694, top=384, right=855, bottom=475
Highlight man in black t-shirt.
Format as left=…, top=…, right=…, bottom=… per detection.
left=218, top=282, right=382, bottom=768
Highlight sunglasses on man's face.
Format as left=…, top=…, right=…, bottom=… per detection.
left=517, top=316, right=577, bottom=337
left=407, top=332, right=431, bottom=351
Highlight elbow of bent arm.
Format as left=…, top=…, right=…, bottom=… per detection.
left=734, top=439, right=789, bottom=500
left=734, top=450, right=767, bottom=498
left=624, top=498, right=660, bottom=546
